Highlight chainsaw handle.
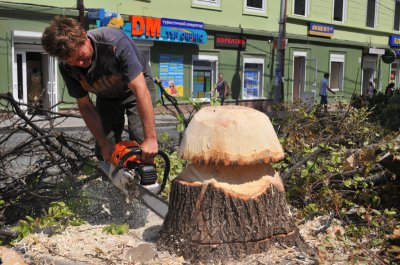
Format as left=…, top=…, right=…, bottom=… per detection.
left=112, top=147, right=171, bottom=194
left=157, top=150, right=171, bottom=194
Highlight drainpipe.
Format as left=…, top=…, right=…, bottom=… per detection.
left=273, top=0, right=287, bottom=104
left=78, top=0, right=85, bottom=25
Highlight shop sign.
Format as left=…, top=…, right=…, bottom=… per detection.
left=389, top=35, right=400, bottom=47
left=382, top=49, right=396, bottom=64
left=308, top=22, right=334, bottom=37
left=369, top=48, right=385, bottom=55
left=159, top=54, right=184, bottom=97
left=97, top=13, right=207, bottom=44
left=87, top=8, right=105, bottom=20
left=215, top=34, right=246, bottom=49
left=127, top=16, right=207, bottom=44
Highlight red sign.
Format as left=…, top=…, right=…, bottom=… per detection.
left=215, top=34, right=246, bottom=49
left=130, top=16, right=161, bottom=38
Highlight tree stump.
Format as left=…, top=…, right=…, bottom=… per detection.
left=157, top=106, right=314, bottom=263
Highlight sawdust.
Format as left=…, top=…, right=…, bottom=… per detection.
left=6, top=179, right=376, bottom=264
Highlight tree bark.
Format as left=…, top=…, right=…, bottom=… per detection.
left=157, top=165, right=313, bottom=262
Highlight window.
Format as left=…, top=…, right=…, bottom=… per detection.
left=243, top=58, right=264, bottom=99
left=366, top=0, right=377, bottom=28
left=12, top=30, right=59, bottom=113
left=293, top=0, right=307, bottom=16
left=333, top=0, right=346, bottom=22
left=192, top=0, right=220, bottom=7
left=192, top=55, right=218, bottom=98
left=245, top=0, right=266, bottom=13
left=394, top=0, right=400, bottom=31
left=330, top=54, right=345, bottom=90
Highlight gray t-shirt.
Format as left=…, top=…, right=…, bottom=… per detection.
left=59, top=27, right=149, bottom=99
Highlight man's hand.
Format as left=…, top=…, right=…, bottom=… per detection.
left=140, top=139, right=158, bottom=162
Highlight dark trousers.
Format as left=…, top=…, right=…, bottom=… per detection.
left=94, top=79, right=156, bottom=159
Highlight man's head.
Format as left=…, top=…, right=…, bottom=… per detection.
left=42, top=16, right=93, bottom=68
left=324, top=73, right=330, bottom=79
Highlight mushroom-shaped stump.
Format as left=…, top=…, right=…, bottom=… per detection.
left=157, top=106, right=313, bottom=263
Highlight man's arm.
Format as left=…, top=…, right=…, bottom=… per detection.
left=327, top=84, right=336, bottom=95
left=128, top=72, right=158, bottom=161
left=77, top=95, right=114, bottom=161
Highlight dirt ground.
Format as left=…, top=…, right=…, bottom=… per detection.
left=4, top=179, right=382, bottom=265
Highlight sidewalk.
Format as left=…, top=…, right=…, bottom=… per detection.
left=0, top=114, right=179, bottom=131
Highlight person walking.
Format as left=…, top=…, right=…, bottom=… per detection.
left=366, top=81, right=375, bottom=99
left=213, top=73, right=229, bottom=105
left=319, top=73, right=336, bottom=111
left=41, top=16, right=157, bottom=162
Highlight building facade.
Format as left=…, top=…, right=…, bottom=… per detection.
left=285, top=0, right=399, bottom=103
left=1, top=0, right=399, bottom=115
left=0, top=0, right=281, bottom=113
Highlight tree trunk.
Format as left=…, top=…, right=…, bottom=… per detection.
left=157, top=164, right=313, bottom=262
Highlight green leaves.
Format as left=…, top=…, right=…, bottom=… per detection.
left=102, top=224, right=129, bottom=235
left=8, top=201, right=85, bottom=244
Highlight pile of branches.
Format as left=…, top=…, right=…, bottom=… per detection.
left=273, top=101, right=399, bottom=263
left=0, top=93, right=101, bottom=225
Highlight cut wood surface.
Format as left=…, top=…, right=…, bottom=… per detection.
left=178, top=106, right=284, bottom=165
left=178, top=163, right=284, bottom=196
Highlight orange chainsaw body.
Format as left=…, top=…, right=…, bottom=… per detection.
left=111, top=140, right=154, bottom=168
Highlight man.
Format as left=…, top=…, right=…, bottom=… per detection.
left=319, top=73, right=335, bottom=110
left=41, top=16, right=157, bottom=162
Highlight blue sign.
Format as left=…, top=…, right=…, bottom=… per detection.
left=87, top=8, right=105, bottom=20
left=97, top=14, right=207, bottom=45
left=389, top=35, right=400, bottom=47
left=308, top=22, right=334, bottom=37
left=159, top=54, right=184, bottom=97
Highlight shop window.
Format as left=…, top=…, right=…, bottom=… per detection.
left=243, top=58, right=264, bottom=99
left=333, top=0, right=346, bottom=22
left=394, top=0, right=400, bottom=31
left=244, top=0, right=266, bottom=13
left=293, top=0, right=308, bottom=16
left=192, top=55, right=217, bottom=98
left=192, top=0, right=220, bottom=7
left=330, top=54, right=345, bottom=90
left=390, top=62, right=399, bottom=88
left=366, top=0, right=377, bottom=28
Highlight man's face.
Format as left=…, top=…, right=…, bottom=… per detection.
left=64, top=34, right=93, bottom=68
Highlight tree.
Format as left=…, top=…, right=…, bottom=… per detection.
left=157, top=106, right=314, bottom=263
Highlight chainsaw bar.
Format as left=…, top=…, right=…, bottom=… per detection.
left=99, top=161, right=169, bottom=219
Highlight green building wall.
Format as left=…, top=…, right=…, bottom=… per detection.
left=3, top=0, right=396, bottom=107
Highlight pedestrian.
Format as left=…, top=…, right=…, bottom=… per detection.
left=366, top=81, right=375, bottom=99
left=385, top=82, right=395, bottom=97
left=41, top=16, right=158, bottom=162
left=213, top=73, right=229, bottom=105
left=319, top=73, right=336, bottom=111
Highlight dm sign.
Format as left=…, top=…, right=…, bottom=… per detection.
left=98, top=14, right=207, bottom=44
left=308, top=22, right=334, bottom=37
left=126, top=16, right=207, bottom=44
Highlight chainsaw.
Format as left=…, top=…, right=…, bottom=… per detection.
left=99, top=141, right=170, bottom=218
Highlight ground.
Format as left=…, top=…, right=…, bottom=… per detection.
left=4, top=179, right=381, bottom=265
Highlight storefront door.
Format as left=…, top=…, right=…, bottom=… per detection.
left=12, top=30, right=58, bottom=114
